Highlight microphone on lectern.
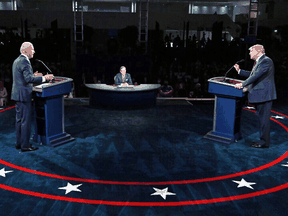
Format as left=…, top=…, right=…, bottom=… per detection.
left=36, top=59, right=52, bottom=75
left=236, top=59, right=245, bottom=64
left=224, top=59, right=245, bottom=80
left=36, top=59, right=55, bottom=83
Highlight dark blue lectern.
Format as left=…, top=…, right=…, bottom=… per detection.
left=203, top=77, right=247, bottom=144
left=32, top=76, right=75, bottom=147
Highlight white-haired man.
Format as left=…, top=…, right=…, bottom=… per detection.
left=114, top=66, right=133, bottom=86
left=11, top=42, right=54, bottom=152
left=234, top=44, right=277, bottom=148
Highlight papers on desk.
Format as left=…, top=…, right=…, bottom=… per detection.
left=34, top=83, right=50, bottom=89
left=117, top=84, right=134, bottom=88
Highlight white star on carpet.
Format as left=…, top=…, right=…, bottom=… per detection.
left=245, top=106, right=255, bottom=110
left=58, top=182, right=82, bottom=194
left=0, top=168, right=13, bottom=177
left=232, top=178, right=256, bottom=190
left=271, top=115, right=285, bottom=119
left=281, top=162, right=288, bottom=167
left=151, top=187, right=176, bottom=200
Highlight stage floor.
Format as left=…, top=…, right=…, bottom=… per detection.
left=1, top=99, right=288, bottom=215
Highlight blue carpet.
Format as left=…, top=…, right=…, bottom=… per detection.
left=0, top=100, right=288, bottom=215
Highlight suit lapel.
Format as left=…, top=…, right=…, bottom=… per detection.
left=251, top=55, right=265, bottom=75
left=254, top=55, right=265, bottom=71
left=247, top=55, right=266, bottom=92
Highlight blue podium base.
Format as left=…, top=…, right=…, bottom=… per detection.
left=203, top=130, right=242, bottom=144
left=33, top=132, right=75, bottom=147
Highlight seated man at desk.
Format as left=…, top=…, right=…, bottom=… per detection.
left=114, top=66, right=133, bottom=86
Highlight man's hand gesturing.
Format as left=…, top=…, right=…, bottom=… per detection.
left=34, top=71, right=43, bottom=77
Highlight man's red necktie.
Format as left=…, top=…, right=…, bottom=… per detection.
left=252, top=61, right=256, bottom=71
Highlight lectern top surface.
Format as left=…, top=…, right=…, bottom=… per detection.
left=33, top=76, right=73, bottom=93
left=34, top=76, right=73, bottom=88
left=208, top=77, right=247, bottom=92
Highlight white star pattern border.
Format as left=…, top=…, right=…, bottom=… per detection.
left=150, top=187, right=176, bottom=200
left=58, top=182, right=83, bottom=195
left=232, top=178, right=256, bottom=190
left=1, top=158, right=288, bottom=201
left=0, top=168, right=13, bottom=177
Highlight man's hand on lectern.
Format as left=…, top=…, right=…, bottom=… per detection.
left=44, top=74, right=54, bottom=81
left=34, top=71, right=43, bottom=77
left=235, top=83, right=243, bottom=89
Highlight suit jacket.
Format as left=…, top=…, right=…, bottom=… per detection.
left=11, top=55, right=43, bottom=102
left=114, top=72, right=133, bottom=85
left=240, top=55, right=277, bottom=103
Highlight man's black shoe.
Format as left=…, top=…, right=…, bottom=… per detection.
left=17, top=143, right=33, bottom=150
left=251, top=143, right=269, bottom=148
left=250, top=141, right=260, bottom=147
left=21, top=147, right=39, bottom=152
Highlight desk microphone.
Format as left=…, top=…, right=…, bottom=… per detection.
left=224, top=59, right=244, bottom=81
left=36, top=59, right=52, bottom=75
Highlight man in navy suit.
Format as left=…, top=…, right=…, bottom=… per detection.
left=11, top=42, right=54, bottom=152
left=234, top=44, right=277, bottom=148
left=114, top=66, right=133, bottom=86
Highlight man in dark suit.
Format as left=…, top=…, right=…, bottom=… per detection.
left=114, top=66, right=133, bottom=86
left=11, top=42, right=54, bottom=152
left=234, top=44, right=277, bottom=148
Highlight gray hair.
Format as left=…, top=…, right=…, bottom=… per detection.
left=20, top=42, right=33, bottom=54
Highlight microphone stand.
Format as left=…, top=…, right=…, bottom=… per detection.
left=224, top=59, right=244, bottom=82
left=36, top=59, right=54, bottom=82
left=224, top=65, right=235, bottom=81
left=36, top=59, right=52, bottom=75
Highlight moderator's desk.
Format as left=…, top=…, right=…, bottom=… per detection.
left=86, top=84, right=161, bottom=108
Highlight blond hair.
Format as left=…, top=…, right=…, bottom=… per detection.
left=249, top=44, right=265, bottom=54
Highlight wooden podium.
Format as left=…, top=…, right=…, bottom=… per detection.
left=32, top=76, right=75, bottom=147
left=203, top=77, right=247, bottom=144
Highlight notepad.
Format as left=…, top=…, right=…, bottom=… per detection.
left=34, top=83, right=51, bottom=89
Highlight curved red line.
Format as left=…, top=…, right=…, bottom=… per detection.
left=1, top=105, right=288, bottom=205
left=0, top=105, right=16, bottom=113
left=0, top=106, right=288, bottom=185
left=0, top=106, right=287, bottom=186
left=1, top=182, right=288, bottom=206
left=271, top=110, right=288, bottom=118
left=270, top=118, right=288, bottom=132
left=243, top=108, right=288, bottom=132
left=243, top=108, right=256, bottom=113
left=1, top=151, right=288, bottom=185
